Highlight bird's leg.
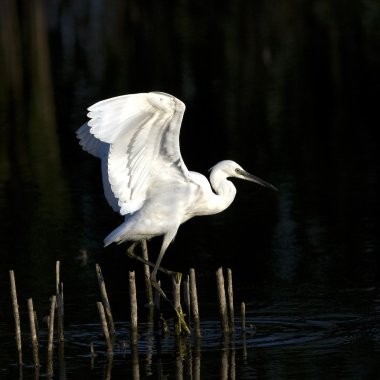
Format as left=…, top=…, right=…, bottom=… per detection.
left=150, top=238, right=171, bottom=300
left=128, top=238, right=190, bottom=334
left=149, top=244, right=171, bottom=302
left=126, top=242, right=175, bottom=275
left=151, top=237, right=190, bottom=335
left=150, top=273, right=190, bottom=335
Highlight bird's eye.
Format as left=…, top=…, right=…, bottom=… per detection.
left=235, top=168, right=242, bottom=174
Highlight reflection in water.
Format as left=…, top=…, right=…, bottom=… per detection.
left=131, top=343, right=140, bottom=380
left=2, top=295, right=380, bottom=379
left=58, top=342, right=67, bottom=380
left=104, top=353, right=113, bottom=380
left=94, top=329, right=241, bottom=379
left=193, top=337, right=201, bottom=380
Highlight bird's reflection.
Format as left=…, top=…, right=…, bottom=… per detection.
left=15, top=331, right=245, bottom=380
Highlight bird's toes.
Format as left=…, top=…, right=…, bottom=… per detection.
left=174, top=308, right=191, bottom=335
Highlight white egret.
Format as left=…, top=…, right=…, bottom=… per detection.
left=76, top=91, right=277, bottom=300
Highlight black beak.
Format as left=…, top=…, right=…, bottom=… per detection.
left=240, top=170, right=279, bottom=192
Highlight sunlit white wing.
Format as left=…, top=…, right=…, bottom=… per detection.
left=78, top=92, right=192, bottom=215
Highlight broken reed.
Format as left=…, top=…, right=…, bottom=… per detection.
left=94, top=264, right=240, bottom=354
left=9, top=270, right=23, bottom=365
left=96, top=264, right=115, bottom=337
left=189, top=268, right=201, bottom=337
left=129, top=271, right=138, bottom=346
left=56, top=261, right=64, bottom=343
left=47, top=295, right=56, bottom=377
left=27, top=298, right=39, bottom=368
left=97, top=302, right=113, bottom=355
left=8, top=260, right=247, bottom=365
left=216, top=267, right=240, bottom=333
left=8, top=261, right=66, bottom=373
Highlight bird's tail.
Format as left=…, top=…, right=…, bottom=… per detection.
left=104, top=222, right=129, bottom=247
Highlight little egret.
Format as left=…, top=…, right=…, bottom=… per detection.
left=76, top=91, right=277, bottom=300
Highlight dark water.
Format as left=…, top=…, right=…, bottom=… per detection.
left=0, top=0, right=379, bottom=378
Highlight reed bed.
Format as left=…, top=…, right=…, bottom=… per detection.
left=6, top=256, right=251, bottom=376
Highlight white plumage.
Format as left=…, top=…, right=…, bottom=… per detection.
left=77, top=91, right=277, bottom=294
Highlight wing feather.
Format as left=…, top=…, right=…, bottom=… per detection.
left=76, top=122, right=108, bottom=159
left=77, top=92, right=191, bottom=215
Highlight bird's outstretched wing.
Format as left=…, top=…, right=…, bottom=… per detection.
left=76, top=92, right=191, bottom=215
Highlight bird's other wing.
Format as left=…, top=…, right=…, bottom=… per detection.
left=76, top=123, right=120, bottom=212
left=76, top=122, right=109, bottom=159
left=85, top=92, right=191, bottom=215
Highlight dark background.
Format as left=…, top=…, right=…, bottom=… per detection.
left=0, top=0, right=379, bottom=378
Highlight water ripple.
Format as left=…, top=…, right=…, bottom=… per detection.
left=54, top=310, right=378, bottom=358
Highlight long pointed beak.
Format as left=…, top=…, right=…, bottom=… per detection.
left=240, top=170, right=279, bottom=192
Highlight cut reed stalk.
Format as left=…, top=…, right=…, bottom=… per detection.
left=172, top=273, right=182, bottom=335
left=227, top=268, right=235, bottom=332
left=27, top=298, right=39, bottom=368
left=9, top=270, right=23, bottom=365
left=96, top=302, right=113, bottom=355
left=55, top=261, right=60, bottom=295
left=183, top=274, right=191, bottom=327
left=241, top=302, right=246, bottom=333
left=47, top=296, right=56, bottom=352
left=57, top=284, right=64, bottom=343
left=141, top=240, right=153, bottom=306
left=189, top=268, right=201, bottom=337
left=154, top=280, right=161, bottom=312
left=129, top=271, right=138, bottom=345
left=216, top=267, right=229, bottom=333
left=47, top=295, right=56, bottom=377
left=34, top=310, right=39, bottom=339
left=55, top=261, right=64, bottom=342
left=95, top=264, right=115, bottom=336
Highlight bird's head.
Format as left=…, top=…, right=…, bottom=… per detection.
left=209, top=160, right=278, bottom=191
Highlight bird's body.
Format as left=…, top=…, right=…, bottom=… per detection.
left=76, top=91, right=277, bottom=296
left=102, top=165, right=237, bottom=247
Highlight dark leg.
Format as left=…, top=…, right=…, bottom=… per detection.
left=127, top=238, right=190, bottom=334
left=150, top=237, right=190, bottom=335
left=126, top=242, right=175, bottom=275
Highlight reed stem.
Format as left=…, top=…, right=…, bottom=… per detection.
left=216, top=267, right=229, bottom=333
left=27, top=298, right=39, bottom=368
left=9, top=270, right=23, bottom=365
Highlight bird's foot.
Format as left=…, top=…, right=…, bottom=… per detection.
left=174, top=305, right=191, bottom=336
left=172, top=272, right=191, bottom=335
left=151, top=278, right=190, bottom=335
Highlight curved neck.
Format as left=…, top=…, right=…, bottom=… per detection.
left=209, top=168, right=237, bottom=213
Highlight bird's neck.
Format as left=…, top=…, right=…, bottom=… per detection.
left=209, top=170, right=237, bottom=213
